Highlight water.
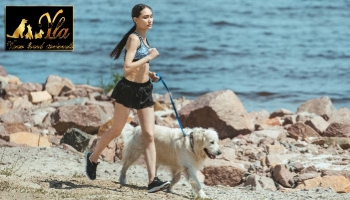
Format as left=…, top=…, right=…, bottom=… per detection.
left=1, top=0, right=350, bottom=112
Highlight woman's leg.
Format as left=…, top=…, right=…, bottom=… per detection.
left=137, top=106, right=156, bottom=184
left=89, top=102, right=130, bottom=162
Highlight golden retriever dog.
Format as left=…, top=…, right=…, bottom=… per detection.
left=6, top=19, right=27, bottom=38
left=119, top=124, right=221, bottom=199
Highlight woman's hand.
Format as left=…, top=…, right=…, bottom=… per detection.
left=149, top=71, right=160, bottom=82
left=148, top=48, right=159, bottom=61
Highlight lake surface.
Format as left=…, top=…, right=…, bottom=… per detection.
left=1, top=0, right=349, bottom=112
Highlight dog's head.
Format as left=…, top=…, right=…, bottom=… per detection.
left=191, top=128, right=221, bottom=159
left=21, top=19, right=28, bottom=24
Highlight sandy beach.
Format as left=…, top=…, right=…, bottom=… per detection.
left=1, top=146, right=350, bottom=200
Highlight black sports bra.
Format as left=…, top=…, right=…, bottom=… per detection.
left=124, top=32, right=151, bottom=63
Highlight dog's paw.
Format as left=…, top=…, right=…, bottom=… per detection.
left=119, top=177, right=126, bottom=185
left=198, top=190, right=209, bottom=199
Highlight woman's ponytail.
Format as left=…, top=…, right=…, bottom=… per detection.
left=110, top=24, right=136, bottom=60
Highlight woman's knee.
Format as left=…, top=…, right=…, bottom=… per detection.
left=142, top=131, right=154, bottom=143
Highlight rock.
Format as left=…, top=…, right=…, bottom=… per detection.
left=272, top=164, right=296, bottom=188
left=49, top=97, right=87, bottom=107
left=0, top=98, right=11, bottom=115
left=298, top=172, right=320, bottom=183
left=0, top=108, right=31, bottom=124
left=266, top=154, right=283, bottom=167
left=51, top=104, right=109, bottom=135
left=0, top=139, right=29, bottom=147
left=85, top=100, right=114, bottom=118
left=328, top=108, right=350, bottom=125
left=296, top=96, right=336, bottom=119
left=12, top=96, right=33, bottom=109
left=4, top=82, right=43, bottom=98
left=154, top=101, right=165, bottom=111
left=266, top=145, right=286, bottom=155
left=321, top=170, right=350, bottom=181
left=266, top=117, right=281, bottom=126
left=282, top=115, right=297, bottom=126
left=289, top=162, right=304, bottom=173
left=253, top=126, right=287, bottom=141
left=45, top=75, right=75, bottom=96
left=287, top=122, right=320, bottom=140
left=179, top=90, right=254, bottom=139
left=217, top=147, right=236, bottom=161
left=258, top=137, right=274, bottom=149
left=38, top=135, right=51, bottom=147
left=0, top=65, right=7, bottom=76
left=98, top=119, right=112, bottom=136
left=304, top=116, right=329, bottom=135
left=61, top=84, right=103, bottom=98
left=248, top=110, right=270, bottom=129
left=244, top=174, right=277, bottom=191
left=89, top=137, right=116, bottom=163
left=29, top=91, right=52, bottom=104
left=296, top=176, right=350, bottom=193
left=300, top=165, right=317, bottom=174
left=9, top=132, right=39, bottom=147
left=270, top=109, right=294, bottom=118
left=0, top=124, right=9, bottom=141
left=3, top=123, right=30, bottom=134
left=31, top=107, right=56, bottom=126
left=323, top=123, right=350, bottom=137
left=202, top=159, right=246, bottom=187
left=60, top=128, right=92, bottom=152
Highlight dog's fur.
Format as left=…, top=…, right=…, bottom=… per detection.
left=119, top=124, right=221, bottom=198
left=7, top=19, right=27, bottom=38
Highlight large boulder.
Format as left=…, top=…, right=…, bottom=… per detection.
left=323, top=123, right=350, bottom=137
left=287, top=122, right=320, bottom=140
left=202, top=159, right=246, bottom=187
left=296, top=96, right=336, bottom=119
left=51, top=104, right=110, bottom=135
left=45, top=75, right=75, bottom=96
left=296, top=176, right=350, bottom=193
left=4, top=82, right=43, bottom=97
left=0, top=108, right=31, bottom=124
left=179, top=90, right=254, bottom=139
left=9, top=132, right=50, bottom=147
left=328, top=108, right=350, bottom=125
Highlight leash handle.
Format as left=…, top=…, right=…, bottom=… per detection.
left=156, top=73, right=186, bottom=137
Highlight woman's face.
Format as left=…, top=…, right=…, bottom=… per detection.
left=134, top=8, right=153, bottom=30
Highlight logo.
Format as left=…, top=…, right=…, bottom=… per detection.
left=5, top=6, right=73, bottom=51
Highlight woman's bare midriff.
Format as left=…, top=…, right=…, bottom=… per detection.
left=124, top=63, right=150, bottom=83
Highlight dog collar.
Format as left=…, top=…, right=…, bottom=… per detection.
left=189, top=132, right=194, bottom=153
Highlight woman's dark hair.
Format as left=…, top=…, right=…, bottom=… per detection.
left=110, top=4, right=152, bottom=60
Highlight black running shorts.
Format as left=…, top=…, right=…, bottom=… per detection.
left=110, top=77, right=155, bottom=110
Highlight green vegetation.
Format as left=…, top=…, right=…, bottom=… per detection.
left=99, top=66, right=123, bottom=93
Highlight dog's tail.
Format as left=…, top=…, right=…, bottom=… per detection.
left=6, top=34, right=16, bottom=38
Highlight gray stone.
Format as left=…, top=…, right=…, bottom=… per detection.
left=60, top=128, right=92, bottom=152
